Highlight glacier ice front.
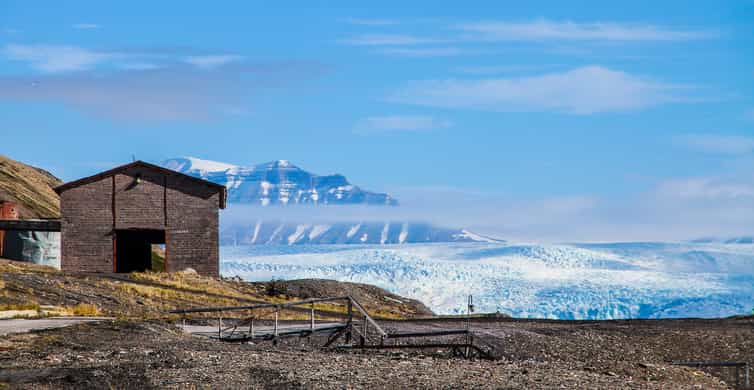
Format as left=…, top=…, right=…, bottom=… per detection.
left=220, top=242, right=754, bottom=320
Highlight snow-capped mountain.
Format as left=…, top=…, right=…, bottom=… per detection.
left=221, top=241, right=754, bottom=320
left=163, top=157, right=397, bottom=206
left=221, top=221, right=502, bottom=245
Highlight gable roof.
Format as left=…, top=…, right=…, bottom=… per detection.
left=54, top=160, right=227, bottom=209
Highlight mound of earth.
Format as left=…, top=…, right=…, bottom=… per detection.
left=261, top=278, right=433, bottom=317
left=0, top=260, right=430, bottom=320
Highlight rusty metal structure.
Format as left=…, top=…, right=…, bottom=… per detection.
left=0, top=201, right=18, bottom=257
left=54, top=161, right=226, bottom=276
left=170, top=296, right=495, bottom=360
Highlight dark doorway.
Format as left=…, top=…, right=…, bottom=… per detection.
left=115, top=229, right=166, bottom=273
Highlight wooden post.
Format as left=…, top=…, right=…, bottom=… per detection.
left=248, top=316, right=254, bottom=339
left=745, top=363, right=750, bottom=389
left=345, top=298, right=353, bottom=344
left=218, top=314, right=222, bottom=339
left=310, top=303, right=315, bottom=331
left=274, top=309, right=278, bottom=337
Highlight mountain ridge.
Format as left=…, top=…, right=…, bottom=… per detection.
left=163, top=157, right=398, bottom=206
left=221, top=221, right=504, bottom=245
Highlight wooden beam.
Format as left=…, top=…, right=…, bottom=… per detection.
left=168, top=296, right=351, bottom=314
left=0, top=219, right=61, bottom=232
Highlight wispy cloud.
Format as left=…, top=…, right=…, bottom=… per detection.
left=390, top=66, right=689, bottom=114
left=456, top=20, right=716, bottom=42
left=119, top=62, right=161, bottom=71
left=455, top=64, right=564, bottom=75
left=72, top=23, right=100, bottom=30
left=676, top=134, right=754, bottom=155
left=3, top=44, right=248, bottom=73
left=340, top=34, right=441, bottom=46
left=377, top=47, right=473, bottom=57
left=184, top=54, right=244, bottom=69
left=340, top=19, right=715, bottom=59
left=4, top=44, right=118, bottom=73
left=655, top=175, right=754, bottom=200
left=355, top=115, right=452, bottom=134
left=341, top=18, right=399, bottom=26
left=0, top=44, right=328, bottom=121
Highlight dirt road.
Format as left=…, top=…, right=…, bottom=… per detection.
left=0, top=317, right=111, bottom=336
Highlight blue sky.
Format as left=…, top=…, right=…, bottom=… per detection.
left=1, top=1, right=753, bottom=240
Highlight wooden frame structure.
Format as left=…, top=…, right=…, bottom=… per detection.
left=169, top=295, right=494, bottom=360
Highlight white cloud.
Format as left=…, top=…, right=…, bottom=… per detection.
left=3, top=44, right=117, bottom=73
left=341, top=18, right=399, bottom=26
left=390, top=66, right=687, bottom=114
left=119, top=62, right=161, bottom=71
left=72, top=23, right=100, bottom=29
left=457, top=20, right=714, bottom=42
left=377, top=47, right=473, bottom=57
left=184, top=54, right=244, bottom=69
left=355, top=115, right=452, bottom=134
left=0, top=60, right=326, bottom=121
left=340, top=34, right=440, bottom=46
left=455, top=64, right=563, bottom=75
left=655, top=176, right=754, bottom=200
left=676, top=134, right=754, bottom=155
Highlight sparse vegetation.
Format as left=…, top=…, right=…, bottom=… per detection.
left=0, top=303, right=40, bottom=311
left=0, top=259, right=426, bottom=320
left=0, top=155, right=61, bottom=218
left=67, top=303, right=100, bottom=316
left=266, top=278, right=285, bottom=297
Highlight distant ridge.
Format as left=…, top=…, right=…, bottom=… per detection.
left=221, top=221, right=505, bottom=245
left=690, top=236, right=754, bottom=244
left=163, top=157, right=398, bottom=206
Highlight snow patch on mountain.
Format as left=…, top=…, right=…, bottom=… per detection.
left=221, top=221, right=501, bottom=245
left=163, top=156, right=238, bottom=177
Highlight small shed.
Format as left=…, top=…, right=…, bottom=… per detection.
left=54, top=161, right=226, bottom=276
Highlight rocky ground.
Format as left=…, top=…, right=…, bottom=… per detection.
left=1, top=315, right=751, bottom=389
left=1, top=260, right=752, bottom=389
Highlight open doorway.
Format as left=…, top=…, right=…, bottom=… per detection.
left=115, top=229, right=166, bottom=273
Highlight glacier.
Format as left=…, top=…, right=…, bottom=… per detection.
left=220, top=242, right=754, bottom=320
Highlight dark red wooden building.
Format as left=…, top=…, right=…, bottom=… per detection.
left=54, top=161, right=226, bottom=276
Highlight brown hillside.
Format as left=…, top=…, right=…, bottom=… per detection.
left=0, top=155, right=61, bottom=218
left=0, top=259, right=432, bottom=320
